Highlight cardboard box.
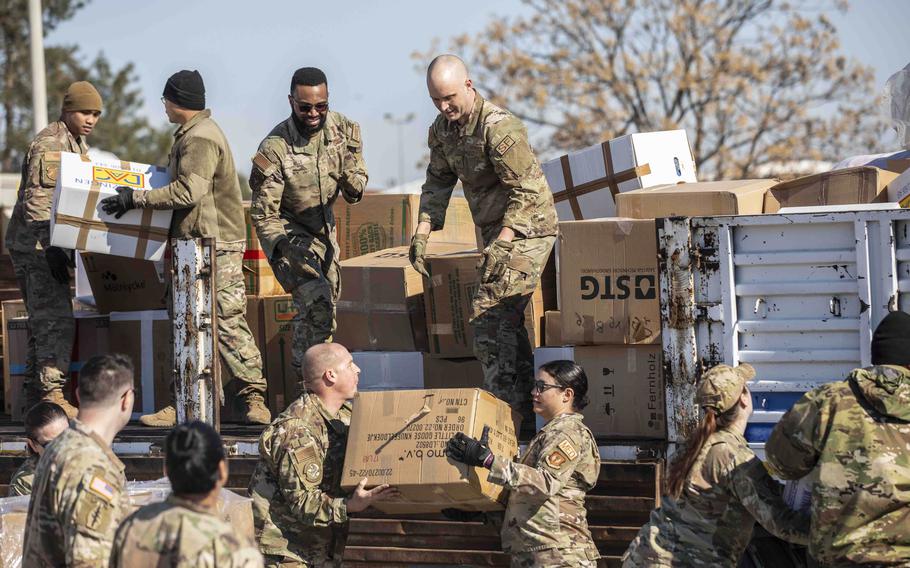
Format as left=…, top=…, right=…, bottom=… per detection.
left=423, top=250, right=544, bottom=357
left=422, top=356, right=484, bottom=390
left=353, top=351, right=425, bottom=391
left=108, top=310, right=171, bottom=416
left=80, top=252, right=168, bottom=313
left=50, top=152, right=173, bottom=261
left=335, top=244, right=467, bottom=352
left=335, top=193, right=476, bottom=260
left=542, top=130, right=697, bottom=221
left=764, top=167, right=899, bottom=213
left=558, top=219, right=659, bottom=345
left=341, top=388, right=519, bottom=513
left=534, top=345, right=666, bottom=439
left=887, top=165, right=910, bottom=207
left=544, top=310, right=563, bottom=346
left=616, top=179, right=776, bottom=219
left=242, top=203, right=284, bottom=296
left=246, top=295, right=297, bottom=413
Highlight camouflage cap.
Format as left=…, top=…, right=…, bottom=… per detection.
left=696, top=363, right=756, bottom=413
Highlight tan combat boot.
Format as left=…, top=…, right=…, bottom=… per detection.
left=139, top=405, right=176, bottom=427
left=43, top=389, right=78, bottom=419
left=243, top=393, right=271, bottom=425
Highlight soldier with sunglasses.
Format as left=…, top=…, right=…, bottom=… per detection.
left=249, top=67, right=368, bottom=401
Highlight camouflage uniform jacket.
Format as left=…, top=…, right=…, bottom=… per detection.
left=7, top=453, right=38, bottom=496
left=249, top=112, right=367, bottom=263
left=248, top=393, right=352, bottom=562
left=488, top=412, right=600, bottom=556
left=109, top=493, right=264, bottom=567
left=22, top=419, right=127, bottom=567
left=765, top=365, right=910, bottom=566
left=134, top=109, right=246, bottom=248
left=419, top=92, right=557, bottom=244
left=623, top=429, right=808, bottom=567
left=6, top=120, right=87, bottom=252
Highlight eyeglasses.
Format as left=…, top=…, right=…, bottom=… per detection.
left=531, top=380, right=566, bottom=394
left=293, top=99, right=329, bottom=114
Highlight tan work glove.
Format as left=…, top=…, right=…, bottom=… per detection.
left=409, top=233, right=429, bottom=277
left=480, top=239, right=514, bottom=284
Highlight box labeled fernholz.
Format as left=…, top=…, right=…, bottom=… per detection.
left=342, top=388, right=519, bottom=513
left=51, top=152, right=173, bottom=261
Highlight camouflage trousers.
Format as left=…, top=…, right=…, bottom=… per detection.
left=471, top=235, right=555, bottom=416
left=510, top=547, right=600, bottom=567
left=10, top=247, right=74, bottom=400
left=272, top=239, right=340, bottom=386
left=216, top=250, right=266, bottom=395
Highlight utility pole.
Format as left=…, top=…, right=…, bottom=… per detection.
left=28, top=0, right=48, bottom=133
left=383, top=112, right=415, bottom=187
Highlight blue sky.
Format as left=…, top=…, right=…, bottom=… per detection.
left=47, top=0, right=910, bottom=188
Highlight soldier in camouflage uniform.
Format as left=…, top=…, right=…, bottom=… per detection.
left=6, top=81, right=102, bottom=417
left=110, top=421, right=263, bottom=567
left=765, top=311, right=910, bottom=565
left=410, top=55, right=557, bottom=422
left=250, top=67, right=367, bottom=391
left=447, top=361, right=601, bottom=567
left=23, top=355, right=135, bottom=567
left=248, top=343, right=395, bottom=567
left=7, top=401, right=69, bottom=497
left=101, top=70, right=270, bottom=426
left=622, top=363, right=808, bottom=567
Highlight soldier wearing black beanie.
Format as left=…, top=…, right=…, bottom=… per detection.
left=871, top=311, right=910, bottom=367
left=163, top=69, right=206, bottom=111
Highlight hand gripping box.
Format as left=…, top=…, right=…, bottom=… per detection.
left=342, top=388, right=519, bottom=513
left=50, top=152, right=173, bottom=261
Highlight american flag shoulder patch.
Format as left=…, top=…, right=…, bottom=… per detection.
left=88, top=475, right=116, bottom=503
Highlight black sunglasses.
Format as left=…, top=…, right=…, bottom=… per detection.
left=293, top=99, right=329, bottom=114
left=532, top=380, right=566, bottom=394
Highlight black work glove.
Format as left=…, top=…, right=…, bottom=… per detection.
left=441, top=508, right=486, bottom=522
left=479, top=239, right=514, bottom=284
left=45, top=246, right=74, bottom=285
left=409, top=233, right=429, bottom=278
left=275, top=239, right=320, bottom=280
left=445, top=426, right=493, bottom=469
left=100, top=186, right=136, bottom=219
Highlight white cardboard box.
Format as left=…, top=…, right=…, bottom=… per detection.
left=352, top=351, right=424, bottom=391
left=51, top=152, right=173, bottom=261
left=543, top=129, right=697, bottom=221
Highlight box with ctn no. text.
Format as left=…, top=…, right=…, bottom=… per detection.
left=342, top=388, right=519, bottom=514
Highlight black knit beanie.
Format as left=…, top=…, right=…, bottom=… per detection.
left=871, top=311, right=910, bottom=366
left=163, top=70, right=205, bottom=111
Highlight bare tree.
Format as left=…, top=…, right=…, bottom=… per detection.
left=416, top=0, right=887, bottom=179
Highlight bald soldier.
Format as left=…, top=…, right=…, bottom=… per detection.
left=6, top=81, right=103, bottom=417
left=248, top=343, right=396, bottom=567
left=410, top=55, right=557, bottom=423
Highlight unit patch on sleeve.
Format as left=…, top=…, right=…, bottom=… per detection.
left=495, top=135, right=516, bottom=156
left=545, top=449, right=568, bottom=470
left=558, top=440, right=579, bottom=461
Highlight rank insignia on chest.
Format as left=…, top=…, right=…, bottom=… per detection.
left=545, top=449, right=569, bottom=469
left=305, top=462, right=321, bottom=482
left=495, top=135, right=516, bottom=156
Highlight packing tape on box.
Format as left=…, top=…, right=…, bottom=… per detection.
left=553, top=141, right=651, bottom=220
left=56, top=212, right=169, bottom=257
left=336, top=267, right=409, bottom=346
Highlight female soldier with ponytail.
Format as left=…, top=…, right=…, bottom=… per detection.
left=622, top=363, right=808, bottom=567
left=109, top=421, right=263, bottom=567
left=446, top=360, right=601, bottom=567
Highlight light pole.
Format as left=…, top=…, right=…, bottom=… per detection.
left=28, top=0, right=48, bottom=133
left=383, top=112, right=415, bottom=188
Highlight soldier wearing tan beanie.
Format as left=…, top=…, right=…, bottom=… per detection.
left=4, top=80, right=103, bottom=418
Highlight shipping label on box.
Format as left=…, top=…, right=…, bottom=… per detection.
left=543, top=130, right=697, bottom=221
left=616, top=179, right=776, bottom=219
left=342, top=388, right=519, bottom=513
left=335, top=193, right=476, bottom=260
left=50, top=152, right=173, bottom=261
left=764, top=167, right=898, bottom=213
left=109, top=310, right=171, bottom=416
left=558, top=219, right=659, bottom=345
left=80, top=252, right=167, bottom=313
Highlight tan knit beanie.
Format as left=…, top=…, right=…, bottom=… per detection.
left=62, top=81, right=103, bottom=113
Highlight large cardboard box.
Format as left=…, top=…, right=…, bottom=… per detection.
left=542, top=130, right=697, bottom=221
left=558, top=219, right=659, bottom=345
left=80, top=252, right=168, bottom=313
left=246, top=295, right=297, bottom=413
left=342, top=388, right=519, bottom=513
left=764, top=167, right=899, bottom=213
left=335, top=193, right=476, bottom=260
left=353, top=351, right=425, bottom=391
left=616, top=179, right=775, bottom=219
left=108, top=310, right=171, bottom=416
left=544, top=310, right=563, bottom=346
left=422, top=356, right=484, bottom=390
left=534, top=345, right=666, bottom=439
left=423, top=250, right=545, bottom=357
left=50, top=152, right=173, bottom=261
left=335, top=244, right=467, bottom=352
left=242, top=203, right=284, bottom=296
